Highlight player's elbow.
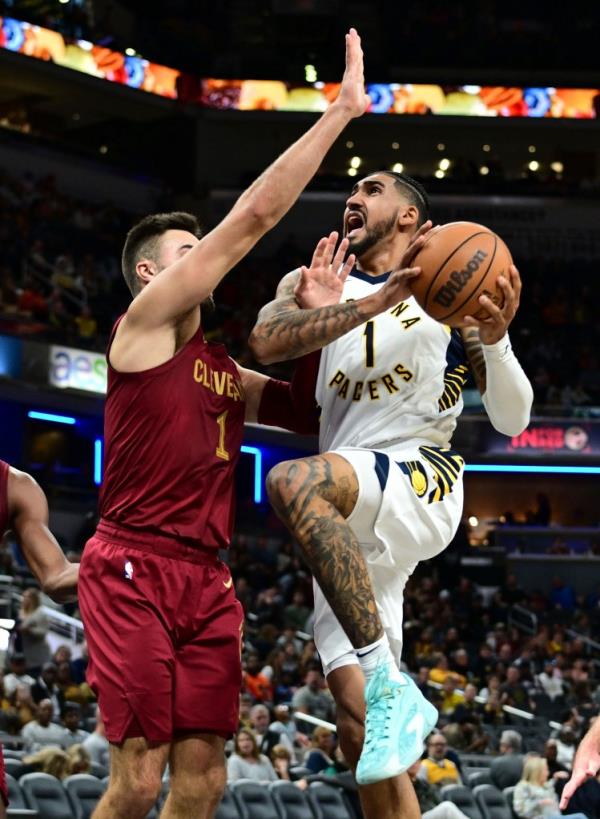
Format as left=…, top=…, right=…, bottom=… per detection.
left=248, top=329, right=281, bottom=365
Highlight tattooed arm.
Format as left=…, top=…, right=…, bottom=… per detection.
left=249, top=227, right=429, bottom=365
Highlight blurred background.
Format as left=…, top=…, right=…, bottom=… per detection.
left=0, top=2, right=600, bottom=817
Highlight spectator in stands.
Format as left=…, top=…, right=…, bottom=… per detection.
left=82, top=710, right=109, bottom=766
left=31, top=662, right=64, bottom=718
left=270, top=744, right=296, bottom=782
left=291, top=665, right=334, bottom=723
left=304, top=726, right=348, bottom=776
left=500, top=666, right=533, bottom=711
left=554, top=727, right=576, bottom=770
left=490, top=729, right=524, bottom=790
left=0, top=683, right=35, bottom=733
left=407, top=760, right=470, bottom=819
left=543, top=740, right=569, bottom=781
left=16, top=588, right=51, bottom=675
left=242, top=652, right=273, bottom=702
left=418, top=733, right=462, bottom=789
left=70, top=642, right=89, bottom=685
left=513, top=755, right=587, bottom=819
left=61, top=703, right=90, bottom=748
left=536, top=660, right=565, bottom=702
left=21, top=747, right=72, bottom=779
left=226, top=729, right=278, bottom=782
left=283, top=590, right=311, bottom=631
left=444, top=715, right=489, bottom=755
left=20, top=698, right=65, bottom=751
left=550, top=578, right=577, bottom=612
left=55, top=660, right=93, bottom=706
left=249, top=703, right=294, bottom=760
left=440, top=676, right=466, bottom=717
left=2, top=653, right=34, bottom=697
left=52, top=645, right=72, bottom=666
left=269, top=703, right=308, bottom=762
left=429, top=654, right=467, bottom=688
left=238, top=692, right=254, bottom=729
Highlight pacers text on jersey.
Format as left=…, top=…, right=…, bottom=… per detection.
left=328, top=362, right=414, bottom=402
left=193, top=358, right=244, bottom=400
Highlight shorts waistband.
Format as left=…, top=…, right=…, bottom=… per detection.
left=95, top=520, right=219, bottom=565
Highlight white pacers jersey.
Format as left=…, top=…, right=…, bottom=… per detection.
left=316, top=269, right=470, bottom=453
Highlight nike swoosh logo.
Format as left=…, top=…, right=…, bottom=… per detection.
left=223, top=577, right=233, bottom=589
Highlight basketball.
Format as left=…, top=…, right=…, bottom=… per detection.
left=410, top=222, right=513, bottom=326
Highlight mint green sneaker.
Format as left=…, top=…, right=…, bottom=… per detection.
left=355, top=664, right=439, bottom=786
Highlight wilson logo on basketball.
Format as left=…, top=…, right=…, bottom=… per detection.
left=433, top=249, right=488, bottom=308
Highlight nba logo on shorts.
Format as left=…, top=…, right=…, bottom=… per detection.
left=124, top=560, right=134, bottom=581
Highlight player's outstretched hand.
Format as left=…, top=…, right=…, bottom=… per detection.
left=462, top=263, right=522, bottom=344
left=333, top=28, right=370, bottom=119
left=560, top=733, right=600, bottom=810
left=294, top=231, right=355, bottom=309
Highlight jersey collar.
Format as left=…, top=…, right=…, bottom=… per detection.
left=350, top=268, right=392, bottom=284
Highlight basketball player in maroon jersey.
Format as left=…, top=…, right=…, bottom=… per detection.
left=0, top=458, right=79, bottom=812
left=77, top=30, right=369, bottom=819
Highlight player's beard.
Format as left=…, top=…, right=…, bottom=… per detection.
left=347, top=211, right=399, bottom=258
left=201, top=295, right=216, bottom=315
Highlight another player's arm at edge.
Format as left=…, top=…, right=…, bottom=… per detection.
left=8, top=467, right=79, bottom=602
left=249, top=269, right=384, bottom=365
left=236, top=364, right=318, bottom=435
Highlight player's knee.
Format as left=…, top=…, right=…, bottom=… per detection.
left=336, top=711, right=365, bottom=770
left=170, top=762, right=225, bottom=808
left=266, top=459, right=304, bottom=510
left=109, top=773, right=162, bottom=812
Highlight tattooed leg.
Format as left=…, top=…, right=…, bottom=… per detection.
left=266, top=453, right=383, bottom=648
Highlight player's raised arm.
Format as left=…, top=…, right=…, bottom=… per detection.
left=9, top=468, right=78, bottom=602
left=249, top=223, right=430, bottom=364
left=126, top=29, right=369, bottom=332
left=459, top=263, right=533, bottom=437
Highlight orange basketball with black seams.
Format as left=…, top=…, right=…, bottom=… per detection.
left=410, top=221, right=513, bottom=327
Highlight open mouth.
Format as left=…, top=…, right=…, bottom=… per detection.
left=345, top=210, right=365, bottom=237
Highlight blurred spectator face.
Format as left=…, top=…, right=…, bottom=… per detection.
left=315, top=729, right=334, bottom=752
left=57, top=662, right=72, bottom=684
left=41, top=663, right=57, bottom=686
left=545, top=740, right=558, bottom=762
left=443, top=677, right=456, bottom=694
left=63, top=709, right=80, bottom=732
left=250, top=705, right=270, bottom=733
left=236, top=731, right=255, bottom=758
left=37, top=699, right=53, bottom=726
left=506, top=666, right=520, bottom=684
left=245, top=654, right=261, bottom=676
left=9, top=655, right=27, bottom=676
left=427, top=735, right=448, bottom=760
left=498, top=644, right=513, bottom=662
left=305, top=670, right=322, bottom=691
left=465, top=684, right=477, bottom=701
left=53, top=645, right=72, bottom=665
left=292, top=591, right=305, bottom=606
left=239, top=693, right=253, bottom=719
left=273, top=705, right=290, bottom=724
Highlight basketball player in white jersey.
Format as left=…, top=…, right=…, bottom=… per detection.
left=249, top=170, right=533, bottom=818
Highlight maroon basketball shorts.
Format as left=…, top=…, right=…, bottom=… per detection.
left=0, top=745, right=7, bottom=806
left=79, top=521, right=244, bottom=744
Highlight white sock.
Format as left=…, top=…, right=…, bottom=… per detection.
left=355, top=635, right=403, bottom=683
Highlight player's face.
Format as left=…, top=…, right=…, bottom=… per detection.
left=343, top=173, right=400, bottom=257
left=157, top=229, right=215, bottom=314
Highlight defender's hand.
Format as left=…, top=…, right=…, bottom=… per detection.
left=294, top=231, right=355, bottom=309
left=462, top=264, right=522, bottom=345
left=333, top=28, right=370, bottom=119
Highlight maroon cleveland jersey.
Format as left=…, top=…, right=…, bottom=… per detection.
left=0, top=460, right=9, bottom=536
left=100, top=320, right=245, bottom=549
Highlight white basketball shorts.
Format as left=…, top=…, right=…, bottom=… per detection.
left=313, top=443, right=464, bottom=677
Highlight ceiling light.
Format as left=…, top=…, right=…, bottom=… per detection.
left=439, top=158, right=450, bottom=171
left=434, top=170, right=445, bottom=179
left=551, top=161, right=564, bottom=173
left=347, top=167, right=358, bottom=177
left=528, top=160, right=539, bottom=171
left=479, top=166, right=489, bottom=176
left=392, top=162, right=404, bottom=173
left=350, top=156, right=362, bottom=169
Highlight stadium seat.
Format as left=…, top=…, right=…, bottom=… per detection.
left=4, top=759, right=25, bottom=779
left=306, top=781, right=352, bottom=819
left=20, top=772, right=74, bottom=819
left=473, top=784, right=512, bottom=819
left=6, top=774, right=27, bottom=810
left=467, top=770, right=492, bottom=788
left=439, top=784, right=483, bottom=819
left=289, top=765, right=312, bottom=781
left=230, top=780, right=280, bottom=819
left=460, top=754, right=493, bottom=768
left=3, top=749, right=26, bottom=759
left=502, top=786, right=518, bottom=819
left=63, top=774, right=106, bottom=819
left=89, top=762, right=108, bottom=779
left=6, top=811, right=38, bottom=818
left=269, top=780, right=314, bottom=819
left=215, top=786, right=242, bottom=819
